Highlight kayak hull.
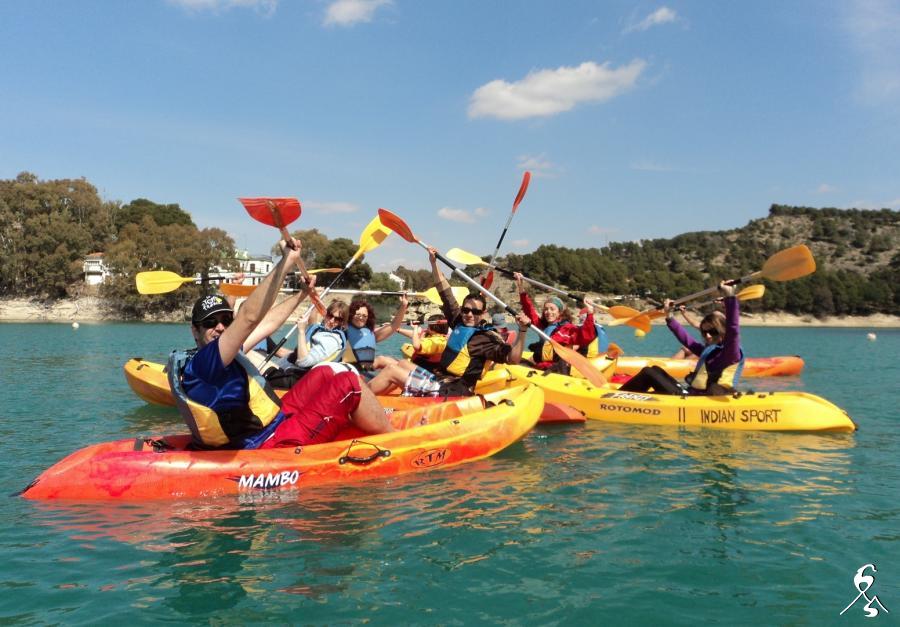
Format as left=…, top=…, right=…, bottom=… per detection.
left=494, top=365, right=855, bottom=433
left=21, top=386, right=543, bottom=500
left=613, top=355, right=805, bottom=378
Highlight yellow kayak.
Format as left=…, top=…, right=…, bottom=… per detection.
left=480, top=365, right=856, bottom=433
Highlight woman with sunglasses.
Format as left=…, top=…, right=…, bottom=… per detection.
left=290, top=300, right=350, bottom=370
left=513, top=272, right=598, bottom=373
left=619, top=281, right=744, bottom=396
left=344, top=295, right=408, bottom=373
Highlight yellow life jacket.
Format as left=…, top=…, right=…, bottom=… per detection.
left=440, top=324, right=500, bottom=386
left=685, top=345, right=745, bottom=392
left=168, top=350, right=283, bottom=449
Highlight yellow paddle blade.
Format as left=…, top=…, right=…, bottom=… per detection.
left=760, top=244, right=816, bottom=281
left=737, top=284, right=765, bottom=300
left=220, top=283, right=255, bottom=297
left=445, top=248, right=487, bottom=266
left=357, top=216, right=392, bottom=256
left=135, top=271, right=197, bottom=295
left=419, top=286, right=470, bottom=306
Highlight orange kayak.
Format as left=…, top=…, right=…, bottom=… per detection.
left=20, top=385, right=543, bottom=500
left=612, top=355, right=804, bottom=378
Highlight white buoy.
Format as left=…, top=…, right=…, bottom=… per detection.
left=867, top=332, right=876, bottom=341
left=72, top=322, right=80, bottom=330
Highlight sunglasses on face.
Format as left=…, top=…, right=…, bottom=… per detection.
left=198, top=315, right=233, bottom=329
left=701, top=327, right=720, bottom=338
left=326, top=313, right=345, bottom=322
left=460, top=306, right=484, bottom=316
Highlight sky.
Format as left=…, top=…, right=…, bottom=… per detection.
left=2, top=0, right=899, bottom=271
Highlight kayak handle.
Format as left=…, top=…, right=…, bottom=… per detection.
left=339, top=440, right=392, bottom=465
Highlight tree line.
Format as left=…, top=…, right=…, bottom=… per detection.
left=2, top=173, right=897, bottom=318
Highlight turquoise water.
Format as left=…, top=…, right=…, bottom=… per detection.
left=1, top=323, right=898, bottom=624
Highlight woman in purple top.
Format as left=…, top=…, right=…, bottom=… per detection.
left=619, top=282, right=744, bottom=396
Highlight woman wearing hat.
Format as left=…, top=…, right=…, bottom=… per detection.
left=513, top=272, right=597, bottom=373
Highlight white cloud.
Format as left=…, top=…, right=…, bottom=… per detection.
left=468, top=59, right=646, bottom=121
left=168, top=0, right=277, bottom=14
left=324, top=0, right=391, bottom=27
left=511, top=239, right=530, bottom=248
left=517, top=153, right=563, bottom=178
left=589, top=225, right=617, bottom=235
left=815, top=183, right=837, bottom=193
left=625, top=7, right=678, bottom=33
left=437, top=207, right=476, bottom=223
left=474, top=207, right=489, bottom=217
left=842, top=0, right=900, bottom=105
left=304, top=200, right=359, bottom=214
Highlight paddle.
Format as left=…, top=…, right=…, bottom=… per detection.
left=691, top=284, right=766, bottom=310
left=481, top=171, right=531, bottom=289
left=238, top=197, right=328, bottom=317
left=446, top=247, right=653, bottom=332
left=135, top=271, right=199, bottom=295
left=377, top=208, right=609, bottom=387
left=611, top=245, right=814, bottom=328
left=327, top=286, right=470, bottom=306
left=220, top=267, right=345, bottom=298
left=258, top=215, right=393, bottom=367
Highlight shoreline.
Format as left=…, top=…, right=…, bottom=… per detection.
left=1, top=296, right=898, bottom=328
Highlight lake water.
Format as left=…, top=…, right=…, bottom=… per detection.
left=1, top=323, right=898, bottom=624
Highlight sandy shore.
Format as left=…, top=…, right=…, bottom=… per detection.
left=1, top=296, right=898, bottom=328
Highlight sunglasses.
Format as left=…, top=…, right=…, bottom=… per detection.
left=700, top=327, right=720, bottom=338
left=460, top=306, right=484, bottom=316
left=197, top=315, right=233, bottom=329
left=326, top=313, right=345, bottom=322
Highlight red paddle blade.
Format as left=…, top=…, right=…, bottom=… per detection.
left=481, top=271, right=494, bottom=290
left=377, top=208, right=417, bottom=243
left=239, top=198, right=302, bottom=228
left=512, top=171, right=531, bottom=213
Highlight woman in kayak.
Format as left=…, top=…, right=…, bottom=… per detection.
left=513, top=272, right=597, bottom=373
left=619, top=282, right=744, bottom=396
left=344, top=295, right=408, bottom=373
left=290, top=299, right=349, bottom=370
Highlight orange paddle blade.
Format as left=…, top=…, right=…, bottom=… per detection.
left=377, top=208, right=417, bottom=243
left=238, top=197, right=301, bottom=228
left=220, top=283, right=255, bottom=297
left=550, top=340, right=608, bottom=387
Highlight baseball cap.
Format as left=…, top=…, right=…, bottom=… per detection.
left=191, top=295, right=233, bottom=324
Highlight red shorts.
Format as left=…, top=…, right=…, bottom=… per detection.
left=260, top=364, right=361, bottom=448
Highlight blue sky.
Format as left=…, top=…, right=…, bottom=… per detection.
left=2, top=0, right=899, bottom=271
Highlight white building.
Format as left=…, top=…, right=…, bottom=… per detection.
left=83, top=252, right=109, bottom=285
left=388, top=273, right=405, bottom=289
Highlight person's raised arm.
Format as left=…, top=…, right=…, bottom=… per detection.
left=429, top=247, right=460, bottom=323
left=217, top=238, right=301, bottom=366
left=243, top=274, right=316, bottom=352
left=374, top=294, right=408, bottom=342
left=515, top=272, right=541, bottom=326
left=506, top=312, right=532, bottom=364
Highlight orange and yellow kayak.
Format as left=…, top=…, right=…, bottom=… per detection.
left=613, top=355, right=804, bottom=378
left=20, top=385, right=543, bottom=500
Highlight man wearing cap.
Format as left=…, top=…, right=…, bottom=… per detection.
left=168, top=237, right=394, bottom=450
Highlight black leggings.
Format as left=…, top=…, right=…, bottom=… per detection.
left=618, top=366, right=684, bottom=395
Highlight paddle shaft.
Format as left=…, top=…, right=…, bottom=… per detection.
left=416, top=241, right=554, bottom=344
left=486, top=171, right=530, bottom=269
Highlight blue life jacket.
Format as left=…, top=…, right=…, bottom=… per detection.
left=345, top=325, right=377, bottom=367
